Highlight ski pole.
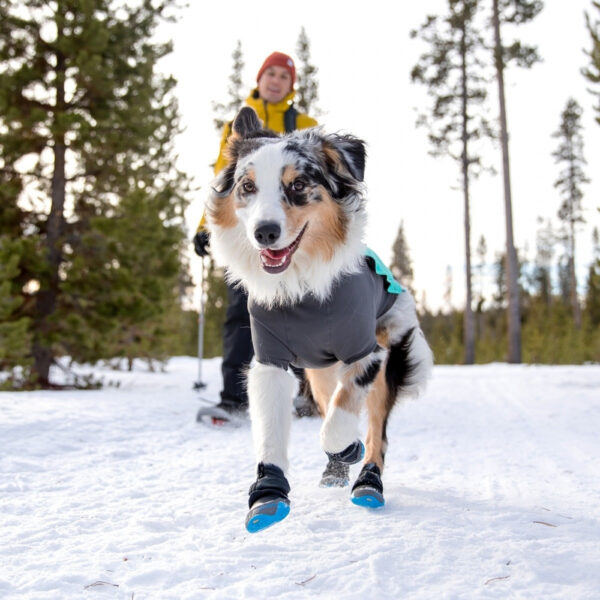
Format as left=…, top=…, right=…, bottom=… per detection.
left=193, top=255, right=207, bottom=390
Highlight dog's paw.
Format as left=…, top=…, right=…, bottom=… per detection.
left=351, top=462, right=385, bottom=508
left=245, top=497, right=290, bottom=533
left=319, top=459, right=349, bottom=488
left=246, top=463, right=291, bottom=533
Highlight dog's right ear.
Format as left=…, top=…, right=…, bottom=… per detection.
left=232, top=107, right=262, bottom=138
left=211, top=161, right=236, bottom=197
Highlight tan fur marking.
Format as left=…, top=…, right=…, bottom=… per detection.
left=223, top=131, right=240, bottom=164
left=305, top=365, right=338, bottom=417
left=308, top=361, right=366, bottom=417
left=207, top=194, right=237, bottom=229
left=284, top=189, right=347, bottom=261
left=329, top=361, right=366, bottom=415
left=282, top=165, right=301, bottom=186
left=376, top=329, right=390, bottom=348
left=323, top=144, right=347, bottom=176
left=364, top=365, right=388, bottom=471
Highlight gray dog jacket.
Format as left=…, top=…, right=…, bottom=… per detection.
left=248, top=253, right=403, bottom=370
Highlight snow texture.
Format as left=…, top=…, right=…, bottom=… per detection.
left=1, top=357, right=600, bottom=599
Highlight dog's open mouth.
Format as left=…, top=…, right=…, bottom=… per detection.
left=259, top=223, right=307, bottom=274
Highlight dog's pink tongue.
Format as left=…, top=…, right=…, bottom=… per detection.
left=261, top=248, right=289, bottom=265
left=263, top=248, right=287, bottom=259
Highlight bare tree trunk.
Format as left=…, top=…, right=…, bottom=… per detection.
left=492, top=0, right=522, bottom=363
left=460, top=20, right=475, bottom=365
left=32, top=20, right=66, bottom=385
left=570, top=219, right=582, bottom=328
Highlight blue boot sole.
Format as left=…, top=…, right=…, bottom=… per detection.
left=351, top=487, right=385, bottom=508
left=245, top=499, right=290, bottom=533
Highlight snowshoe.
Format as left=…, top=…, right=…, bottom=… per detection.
left=351, top=462, right=385, bottom=508
left=319, top=458, right=350, bottom=487
left=326, top=439, right=365, bottom=465
left=245, top=463, right=291, bottom=533
left=195, top=399, right=247, bottom=427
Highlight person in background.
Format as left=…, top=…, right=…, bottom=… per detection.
left=194, top=51, right=318, bottom=419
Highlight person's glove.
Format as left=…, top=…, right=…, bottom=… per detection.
left=193, top=230, right=211, bottom=257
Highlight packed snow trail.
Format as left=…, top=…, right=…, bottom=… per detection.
left=1, top=358, right=599, bottom=599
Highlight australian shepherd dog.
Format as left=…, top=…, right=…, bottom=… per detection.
left=205, top=107, right=433, bottom=533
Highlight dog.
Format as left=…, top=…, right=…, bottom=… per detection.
left=204, top=106, right=433, bottom=532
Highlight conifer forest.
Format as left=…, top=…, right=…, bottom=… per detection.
left=1, top=1, right=599, bottom=389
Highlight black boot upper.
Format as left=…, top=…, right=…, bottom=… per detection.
left=352, top=462, right=383, bottom=493
left=248, top=462, right=290, bottom=508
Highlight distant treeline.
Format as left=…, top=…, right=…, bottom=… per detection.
left=2, top=2, right=599, bottom=390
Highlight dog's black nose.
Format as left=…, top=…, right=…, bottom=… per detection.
left=254, top=222, right=281, bottom=247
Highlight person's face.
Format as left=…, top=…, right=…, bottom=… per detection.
left=257, top=65, right=292, bottom=104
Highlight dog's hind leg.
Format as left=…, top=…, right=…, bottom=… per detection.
left=364, top=364, right=391, bottom=472
left=350, top=365, right=391, bottom=508
left=319, top=347, right=387, bottom=469
left=245, top=362, right=297, bottom=533
left=352, top=297, right=434, bottom=509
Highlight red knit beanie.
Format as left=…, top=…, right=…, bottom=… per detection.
left=256, top=52, right=296, bottom=87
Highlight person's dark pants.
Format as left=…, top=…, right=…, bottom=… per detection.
left=221, top=282, right=254, bottom=407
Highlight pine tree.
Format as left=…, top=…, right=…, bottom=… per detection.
left=0, top=0, right=190, bottom=387
left=0, top=236, right=32, bottom=387
left=583, top=1, right=600, bottom=125
left=212, top=40, right=245, bottom=133
left=491, top=0, right=543, bottom=363
left=533, top=218, right=556, bottom=305
left=474, top=234, right=487, bottom=341
left=493, top=252, right=508, bottom=308
left=552, top=98, right=588, bottom=329
left=60, top=188, right=187, bottom=368
left=411, top=0, right=492, bottom=364
left=585, top=228, right=600, bottom=329
left=390, top=221, right=415, bottom=293
left=203, top=259, right=228, bottom=358
left=444, top=265, right=454, bottom=313
left=295, top=27, right=320, bottom=115
left=475, top=235, right=488, bottom=307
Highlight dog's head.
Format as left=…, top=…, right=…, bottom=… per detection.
left=205, top=106, right=368, bottom=306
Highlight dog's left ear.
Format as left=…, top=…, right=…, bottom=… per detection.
left=323, top=134, right=366, bottom=182
left=232, top=107, right=262, bottom=138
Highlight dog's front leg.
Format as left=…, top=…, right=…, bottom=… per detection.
left=320, top=347, right=387, bottom=465
left=245, top=362, right=297, bottom=533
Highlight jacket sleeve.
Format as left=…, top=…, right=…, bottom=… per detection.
left=297, top=113, right=318, bottom=130
left=213, top=122, right=233, bottom=175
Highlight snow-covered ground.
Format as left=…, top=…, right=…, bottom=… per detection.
left=1, top=358, right=599, bottom=599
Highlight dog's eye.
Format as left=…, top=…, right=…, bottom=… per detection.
left=292, top=179, right=306, bottom=192
left=242, top=180, right=256, bottom=194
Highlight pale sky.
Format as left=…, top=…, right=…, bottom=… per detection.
left=159, top=1, right=600, bottom=311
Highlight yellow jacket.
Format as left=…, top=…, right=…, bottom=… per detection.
left=213, top=89, right=318, bottom=174
left=197, top=89, right=317, bottom=230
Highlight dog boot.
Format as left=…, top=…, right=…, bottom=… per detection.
left=325, top=439, right=365, bottom=465
left=245, top=462, right=291, bottom=533
left=351, top=462, right=385, bottom=508
left=319, top=457, right=350, bottom=487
